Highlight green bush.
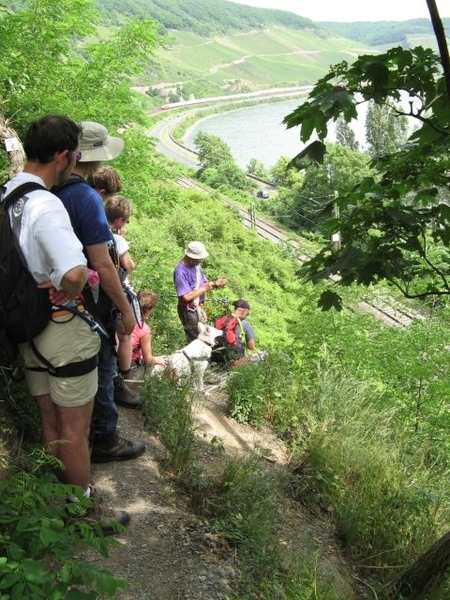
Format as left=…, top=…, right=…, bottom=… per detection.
left=0, top=461, right=125, bottom=599
left=142, top=373, right=196, bottom=478
left=288, top=362, right=446, bottom=584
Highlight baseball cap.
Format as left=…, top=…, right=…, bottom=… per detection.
left=79, top=121, right=124, bottom=162
left=233, top=299, right=250, bottom=310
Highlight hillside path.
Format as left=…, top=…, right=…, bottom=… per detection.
left=84, top=378, right=356, bottom=599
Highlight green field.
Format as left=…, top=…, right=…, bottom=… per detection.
left=149, top=26, right=371, bottom=91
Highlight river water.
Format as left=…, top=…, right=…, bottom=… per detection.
left=183, top=99, right=368, bottom=170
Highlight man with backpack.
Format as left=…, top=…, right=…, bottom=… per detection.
left=54, top=121, right=146, bottom=464
left=0, top=114, right=130, bottom=532
left=212, top=299, right=258, bottom=367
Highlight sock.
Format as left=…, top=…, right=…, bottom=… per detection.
left=67, top=486, right=90, bottom=503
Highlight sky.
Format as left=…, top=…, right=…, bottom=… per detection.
left=228, top=0, right=450, bottom=22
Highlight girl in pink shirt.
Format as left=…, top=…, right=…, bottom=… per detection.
left=131, top=290, right=168, bottom=375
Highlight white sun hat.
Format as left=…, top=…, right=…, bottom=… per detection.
left=184, top=241, right=209, bottom=260
left=79, top=121, right=124, bottom=162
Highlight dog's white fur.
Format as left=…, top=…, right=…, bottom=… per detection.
left=151, top=322, right=223, bottom=391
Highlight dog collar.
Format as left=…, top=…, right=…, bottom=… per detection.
left=182, top=350, right=208, bottom=361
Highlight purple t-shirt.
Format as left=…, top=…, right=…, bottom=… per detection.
left=173, top=261, right=208, bottom=301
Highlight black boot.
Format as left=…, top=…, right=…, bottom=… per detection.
left=91, top=431, right=146, bottom=463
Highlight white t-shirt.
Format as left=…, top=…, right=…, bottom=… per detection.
left=3, top=172, right=86, bottom=289
left=113, top=232, right=129, bottom=258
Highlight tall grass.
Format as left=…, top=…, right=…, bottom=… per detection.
left=230, top=351, right=450, bottom=588
left=141, top=373, right=196, bottom=478
left=141, top=365, right=352, bottom=598
left=203, top=455, right=349, bottom=599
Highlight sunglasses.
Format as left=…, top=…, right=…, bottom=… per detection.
left=74, top=150, right=83, bottom=162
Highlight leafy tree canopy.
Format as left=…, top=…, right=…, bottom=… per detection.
left=0, top=0, right=164, bottom=145
left=283, top=30, right=450, bottom=306
left=297, top=144, right=373, bottom=231
left=194, top=131, right=253, bottom=193
left=365, top=100, right=409, bottom=158
left=92, top=0, right=315, bottom=34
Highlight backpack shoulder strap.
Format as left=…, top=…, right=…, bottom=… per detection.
left=236, top=316, right=246, bottom=342
left=1, top=182, right=47, bottom=210
left=1, top=181, right=47, bottom=259
left=51, top=173, right=86, bottom=195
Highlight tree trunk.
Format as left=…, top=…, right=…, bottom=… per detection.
left=383, top=531, right=450, bottom=599
left=0, top=115, right=25, bottom=178
left=426, top=0, right=450, bottom=99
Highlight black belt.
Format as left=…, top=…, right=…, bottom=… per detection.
left=27, top=354, right=99, bottom=378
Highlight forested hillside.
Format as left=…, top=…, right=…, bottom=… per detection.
left=322, top=17, right=450, bottom=48
left=93, top=0, right=446, bottom=50
left=94, top=0, right=315, bottom=33
left=87, top=0, right=440, bottom=99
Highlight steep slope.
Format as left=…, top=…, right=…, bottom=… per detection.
left=95, top=0, right=315, bottom=33
left=88, top=384, right=357, bottom=599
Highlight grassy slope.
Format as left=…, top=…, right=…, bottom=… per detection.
left=96, top=0, right=438, bottom=93
left=95, top=1, right=437, bottom=95
left=151, top=26, right=370, bottom=90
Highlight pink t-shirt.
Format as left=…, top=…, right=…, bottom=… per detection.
left=131, top=322, right=151, bottom=361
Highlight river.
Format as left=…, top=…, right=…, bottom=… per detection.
left=183, top=99, right=368, bottom=170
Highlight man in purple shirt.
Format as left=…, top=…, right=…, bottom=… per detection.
left=173, top=241, right=226, bottom=342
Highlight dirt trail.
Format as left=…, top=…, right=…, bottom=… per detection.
left=86, top=379, right=356, bottom=599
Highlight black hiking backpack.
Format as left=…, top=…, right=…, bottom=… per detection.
left=53, top=175, right=144, bottom=333
left=0, top=182, right=53, bottom=369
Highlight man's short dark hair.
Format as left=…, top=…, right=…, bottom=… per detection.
left=23, top=115, right=82, bottom=164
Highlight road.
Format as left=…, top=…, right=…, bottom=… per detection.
left=148, top=116, right=200, bottom=168
left=147, top=86, right=313, bottom=170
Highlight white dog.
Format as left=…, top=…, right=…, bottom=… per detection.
left=151, top=322, right=223, bottom=391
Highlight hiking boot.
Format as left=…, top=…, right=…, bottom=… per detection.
left=114, top=373, right=141, bottom=408
left=91, top=431, right=146, bottom=463
left=86, top=487, right=130, bottom=536
left=67, top=486, right=130, bottom=537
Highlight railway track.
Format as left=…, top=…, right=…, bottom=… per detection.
left=357, top=300, right=424, bottom=327
left=177, top=177, right=289, bottom=243
left=175, top=177, right=426, bottom=328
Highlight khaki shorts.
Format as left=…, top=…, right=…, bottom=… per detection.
left=19, top=313, right=101, bottom=408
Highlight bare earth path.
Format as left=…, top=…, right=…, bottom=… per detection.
left=85, top=380, right=357, bottom=599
